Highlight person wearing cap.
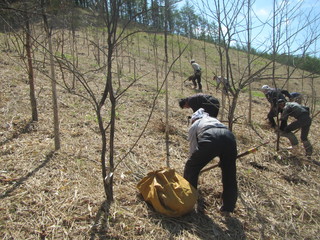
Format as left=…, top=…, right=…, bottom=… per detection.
left=278, top=99, right=313, bottom=156
left=190, top=59, right=202, bottom=90
left=184, top=108, right=238, bottom=214
left=289, top=92, right=303, bottom=104
left=179, top=94, right=220, bottom=118
left=260, top=85, right=292, bottom=128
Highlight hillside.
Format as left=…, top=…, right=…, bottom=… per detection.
left=1, top=28, right=320, bottom=240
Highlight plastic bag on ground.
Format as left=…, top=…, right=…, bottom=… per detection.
left=137, top=168, right=198, bottom=217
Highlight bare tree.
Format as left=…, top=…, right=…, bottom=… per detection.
left=195, top=0, right=320, bottom=131
left=201, top=0, right=267, bottom=130
left=164, top=0, right=170, bottom=167
left=151, top=33, right=160, bottom=90
left=41, top=0, right=61, bottom=150
left=1, top=2, right=40, bottom=123
left=24, top=2, right=38, bottom=122
left=50, top=0, right=184, bottom=205
left=246, top=0, right=252, bottom=124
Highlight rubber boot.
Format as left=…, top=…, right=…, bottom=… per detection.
left=303, top=140, right=313, bottom=156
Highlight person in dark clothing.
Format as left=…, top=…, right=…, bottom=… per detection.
left=289, top=92, right=303, bottom=104
left=179, top=94, right=220, bottom=118
left=190, top=59, right=202, bottom=90
left=184, top=108, right=238, bottom=213
left=278, top=99, right=313, bottom=156
left=261, top=85, right=292, bottom=128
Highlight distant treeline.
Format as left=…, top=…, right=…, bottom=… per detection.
left=262, top=53, right=320, bottom=75
left=2, top=0, right=319, bottom=75
left=232, top=44, right=320, bottom=75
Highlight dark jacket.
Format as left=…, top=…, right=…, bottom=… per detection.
left=265, top=89, right=291, bottom=106
left=280, top=102, right=310, bottom=121
left=187, top=94, right=220, bottom=117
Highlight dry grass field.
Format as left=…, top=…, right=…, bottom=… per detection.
left=1, top=28, right=320, bottom=240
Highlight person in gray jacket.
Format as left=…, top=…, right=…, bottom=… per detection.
left=184, top=108, right=238, bottom=214
left=278, top=99, right=313, bottom=156
left=214, top=75, right=230, bottom=94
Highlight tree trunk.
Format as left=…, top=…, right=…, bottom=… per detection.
left=25, top=5, right=38, bottom=122
left=247, top=0, right=252, bottom=124
left=164, top=0, right=170, bottom=168
left=228, top=92, right=239, bottom=131
left=203, top=39, right=209, bottom=91
left=41, top=0, right=60, bottom=150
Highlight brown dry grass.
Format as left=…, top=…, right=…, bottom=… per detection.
left=1, top=28, right=320, bottom=240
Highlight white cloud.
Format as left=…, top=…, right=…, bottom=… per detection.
left=256, top=8, right=269, bottom=17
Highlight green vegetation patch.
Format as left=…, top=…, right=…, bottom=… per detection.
left=251, top=91, right=265, bottom=98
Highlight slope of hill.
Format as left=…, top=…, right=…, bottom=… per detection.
left=0, top=29, right=320, bottom=240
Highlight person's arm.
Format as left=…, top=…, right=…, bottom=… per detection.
left=216, top=77, right=221, bottom=89
left=281, top=90, right=291, bottom=98
left=280, top=105, right=290, bottom=121
left=265, top=92, right=273, bottom=104
left=188, top=121, right=200, bottom=155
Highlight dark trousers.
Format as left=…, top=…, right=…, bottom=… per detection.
left=281, top=114, right=313, bottom=155
left=284, top=114, right=311, bottom=142
left=183, top=128, right=237, bottom=212
left=192, top=73, right=202, bottom=90
left=267, top=106, right=281, bottom=127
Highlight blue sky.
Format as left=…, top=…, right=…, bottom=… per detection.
left=250, top=0, right=320, bottom=55
left=178, top=0, right=320, bottom=57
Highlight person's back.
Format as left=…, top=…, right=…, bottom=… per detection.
left=186, top=94, right=220, bottom=117
left=281, top=101, right=309, bottom=120
left=191, top=62, right=201, bottom=72
left=214, top=75, right=230, bottom=94
left=261, top=85, right=288, bottom=128
left=215, top=76, right=228, bottom=84
left=278, top=100, right=313, bottom=156
left=265, top=89, right=287, bottom=106
left=289, top=92, right=303, bottom=104
left=185, top=108, right=238, bottom=213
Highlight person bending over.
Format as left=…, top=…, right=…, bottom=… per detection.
left=278, top=99, right=313, bottom=156
left=179, top=94, right=220, bottom=118
left=260, top=85, right=291, bottom=128
left=184, top=108, right=238, bottom=214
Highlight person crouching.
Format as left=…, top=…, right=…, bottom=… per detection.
left=278, top=99, right=313, bottom=156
